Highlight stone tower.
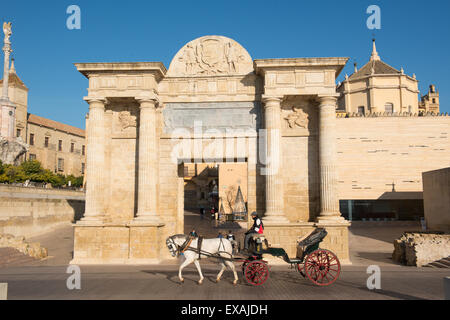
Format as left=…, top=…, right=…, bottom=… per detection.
left=0, top=58, right=28, bottom=140
left=0, top=22, right=28, bottom=164
left=419, top=84, right=440, bottom=114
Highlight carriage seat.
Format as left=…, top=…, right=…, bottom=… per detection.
left=296, top=228, right=328, bottom=259
left=251, top=234, right=266, bottom=242
left=250, top=234, right=269, bottom=251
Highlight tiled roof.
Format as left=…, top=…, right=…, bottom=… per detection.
left=27, top=113, right=85, bottom=138
left=0, top=72, right=28, bottom=89
left=349, top=59, right=401, bottom=80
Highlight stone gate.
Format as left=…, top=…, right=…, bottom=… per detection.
left=71, top=36, right=350, bottom=264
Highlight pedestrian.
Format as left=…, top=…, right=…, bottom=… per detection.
left=210, top=206, right=215, bottom=220
left=189, top=229, right=199, bottom=238
left=217, top=232, right=223, bottom=239
left=227, top=230, right=237, bottom=255
left=226, top=230, right=235, bottom=242
left=199, top=207, right=205, bottom=220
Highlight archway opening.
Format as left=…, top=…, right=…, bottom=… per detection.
left=182, top=161, right=248, bottom=242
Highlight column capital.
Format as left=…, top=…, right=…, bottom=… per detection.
left=262, top=95, right=283, bottom=106
left=136, top=94, right=160, bottom=108
left=317, top=95, right=339, bottom=106
left=84, top=97, right=107, bottom=107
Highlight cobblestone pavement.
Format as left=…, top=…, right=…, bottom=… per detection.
left=0, top=264, right=447, bottom=300
left=1, top=212, right=447, bottom=300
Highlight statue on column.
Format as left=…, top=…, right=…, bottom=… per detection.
left=3, top=22, right=12, bottom=45
left=0, top=21, right=28, bottom=163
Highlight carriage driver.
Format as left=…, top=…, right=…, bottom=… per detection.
left=244, top=212, right=264, bottom=251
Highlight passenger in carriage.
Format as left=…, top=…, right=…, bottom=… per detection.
left=243, top=212, right=264, bottom=251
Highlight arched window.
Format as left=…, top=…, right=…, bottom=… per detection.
left=384, top=103, right=394, bottom=113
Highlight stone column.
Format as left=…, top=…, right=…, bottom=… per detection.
left=262, top=96, right=288, bottom=223
left=80, top=97, right=106, bottom=223
left=133, top=97, right=162, bottom=224
left=1, top=23, right=15, bottom=139
left=317, top=95, right=345, bottom=223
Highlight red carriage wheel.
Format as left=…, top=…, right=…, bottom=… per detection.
left=244, top=261, right=269, bottom=286
left=304, top=249, right=341, bottom=286
left=241, top=261, right=249, bottom=275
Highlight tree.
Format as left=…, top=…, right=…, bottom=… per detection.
left=225, top=185, right=237, bottom=214
left=0, top=159, right=84, bottom=188
left=20, top=160, right=43, bottom=175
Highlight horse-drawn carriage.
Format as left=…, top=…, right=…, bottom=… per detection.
left=240, top=228, right=341, bottom=286
left=166, top=228, right=341, bottom=287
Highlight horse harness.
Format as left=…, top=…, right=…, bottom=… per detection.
left=170, top=236, right=230, bottom=260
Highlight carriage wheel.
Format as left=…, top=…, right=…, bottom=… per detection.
left=244, top=261, right=269, bottom=286
left=296, top=263, right=305, bottom=278
left=241, top=261, right=249, bottom=276
left=303, top=249, right=341, bottom=286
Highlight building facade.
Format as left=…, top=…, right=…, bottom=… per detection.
left=337, top=40, right=440, bottom=115
left=72, top=35, right=351, bottom=265
left=0, top=60, right=86, bottom=176
left=71, top=35, right=449, bottom=265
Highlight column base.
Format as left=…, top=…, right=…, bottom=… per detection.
left=263, top=213, right=290, bottom=224
left=72, top=222, right=167, bottom=265
left=76, top=215, right=104, bottom=226
left=130, top=215, right=164, bottom=226
left=316, top=213, right=349, bottom=225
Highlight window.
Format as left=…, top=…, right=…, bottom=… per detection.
left=44, top=137, right=49, bottom=148
left=81, top=163, right=85, bottom=175
left=408, top=106, right=412, bottom=113
left=29, top=133, right=35, bottom=146
left=432, top=98, right=436, bottom=104
left=71, top=143, right=75, bottom=153
left=58, top=140, right=62, bottom=152
left=82, top=145, right=85, bottom=156
left=16, top=129, right=21, bottom=138
left=357, top=106, right=365, bottom=115
left=384, top=103, right=394, bottom=113
left=29, top=154, right=36, bottom=161
left=57, top=158, right=64, bottom=172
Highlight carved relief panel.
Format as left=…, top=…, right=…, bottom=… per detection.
left=167, top=36, right=254, bottom=77
left=109, top=104, right=138, bottom=139
left=281, top=97, right=318, bottom=137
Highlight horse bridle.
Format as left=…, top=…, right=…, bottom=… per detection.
left=166, top=235, right=191, bottom=257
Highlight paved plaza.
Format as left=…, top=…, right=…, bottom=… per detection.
left=0, top=212, right=448, bottom=300
left=0, top=264, right=448, bottom=300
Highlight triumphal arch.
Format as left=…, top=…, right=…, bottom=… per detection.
left=72, top=36, right=351, bottom=264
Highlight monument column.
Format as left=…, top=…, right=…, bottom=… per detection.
left=134, top=96, right=161, bottom=224
left=81, top=97, right=106, bottom=223
left=262, top=96, right=288, bottom=223
left=1, top=22, right=15, bottom=139
left=317, top=95, right=345, bottom=222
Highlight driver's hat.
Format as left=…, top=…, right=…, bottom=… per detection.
left=251, top=211, right=258, bottom=217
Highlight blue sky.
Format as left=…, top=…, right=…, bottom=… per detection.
left=1, top=0, right=449, bottom=129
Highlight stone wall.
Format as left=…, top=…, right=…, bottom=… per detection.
left=422, top=167, right=450, bottom=232
left=336, top=115, right=450, bottom=200
left=0, top=185, right=85, bottom=237
left=393, top=232, right=450, bottom=267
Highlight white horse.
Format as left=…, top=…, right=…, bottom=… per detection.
left=166, top=234, right=238, bottom=285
